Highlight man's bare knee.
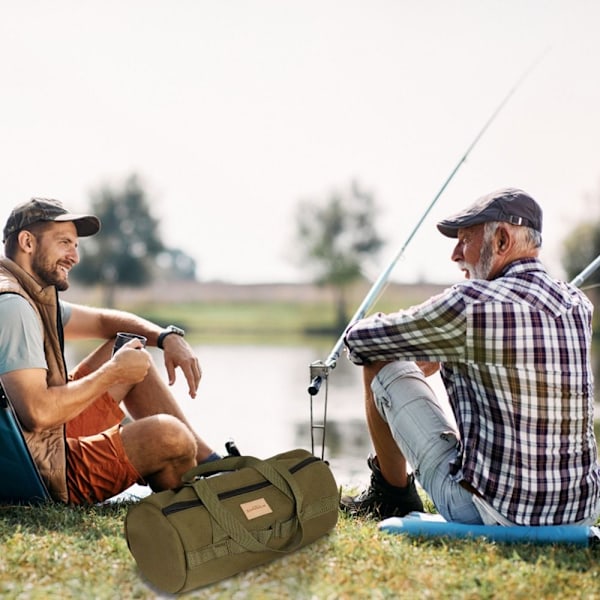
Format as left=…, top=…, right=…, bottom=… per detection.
left=121, top=414, right=197, bottom=479
left=157, top=414, right=198, bottom=458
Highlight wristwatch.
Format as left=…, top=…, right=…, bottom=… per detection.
left=157, top=325, right=185, bottom=349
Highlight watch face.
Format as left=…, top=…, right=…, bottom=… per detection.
left=168, top=325, right=184, bottom=336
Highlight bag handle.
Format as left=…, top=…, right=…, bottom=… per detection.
left=182, top=455, right=289, bottom=483
left=182, top=455, right=305, bottom=510
left=189, top=456, right=308, bottom=553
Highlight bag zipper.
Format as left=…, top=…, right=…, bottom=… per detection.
left=161, top=455, right=321, bottom=516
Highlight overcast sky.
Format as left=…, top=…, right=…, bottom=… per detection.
left=2, top=1, right=600, bottom=285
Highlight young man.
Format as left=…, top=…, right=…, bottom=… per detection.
left=341, top=187, right=600, bottom=526
left=0, top=197, right=221, bottom=504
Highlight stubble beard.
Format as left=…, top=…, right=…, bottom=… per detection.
left=32, top=253, right=70, bottom=292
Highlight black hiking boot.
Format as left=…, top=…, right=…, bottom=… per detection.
left=340, top=455, right=424, bottom=519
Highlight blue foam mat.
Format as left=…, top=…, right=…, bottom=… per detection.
left=379, top=512, right=598, bottom=546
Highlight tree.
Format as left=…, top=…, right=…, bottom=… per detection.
left=72, top=175, right=167, bottom=306
left=294, top=180, right=385, bottom=332
left=154, top=248, right=197, bottom=282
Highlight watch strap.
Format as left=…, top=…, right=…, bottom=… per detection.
left=157, top=326, right=184, bottom=349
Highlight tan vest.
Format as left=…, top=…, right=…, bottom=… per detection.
left=0, top=257, right=69, bottom=502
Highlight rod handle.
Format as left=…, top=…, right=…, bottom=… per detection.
left=308, top=375, right=323, bottom=396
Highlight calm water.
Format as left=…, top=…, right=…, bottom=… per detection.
left=156, top=343, right=378, bottom=488
left=159, top=340, right=600, bottom=488
left=68, top=339, right=600, bottom=496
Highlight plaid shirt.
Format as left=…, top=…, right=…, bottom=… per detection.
left=345, top=258, right=600, bottom=525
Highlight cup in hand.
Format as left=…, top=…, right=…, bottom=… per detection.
left=112, top=332, right=148, bottom=356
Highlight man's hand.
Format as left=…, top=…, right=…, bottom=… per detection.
left=362, top=360, right=393, bottom=378
left=110, top=340, right=151, bottom=385
left=416, top=361, right=440, bottom=377
left=161, top=335, right=202, bottom=398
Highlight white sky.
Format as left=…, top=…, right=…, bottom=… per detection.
left=1, top=0, right=600, bottom=284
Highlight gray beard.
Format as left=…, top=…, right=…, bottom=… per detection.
left=470, top=242, right=494, bottom=280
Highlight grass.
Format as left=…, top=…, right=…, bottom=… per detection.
left=138, top=300, right=336, bottom=344
left=1, top=500, right=599, bottom=599
left=124, top=286, right=435, bottom=345
left=3, top=297, right=600, bottom=598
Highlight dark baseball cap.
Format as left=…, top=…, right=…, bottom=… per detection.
left=3, top=198, right=101, bottom=242
left=436, top=187, right=543, bottom=238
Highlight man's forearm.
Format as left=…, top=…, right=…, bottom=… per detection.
left=66, top=303, right=164, bottom=346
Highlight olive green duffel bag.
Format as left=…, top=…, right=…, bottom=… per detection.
left=125, top=449, right=339, bottom=594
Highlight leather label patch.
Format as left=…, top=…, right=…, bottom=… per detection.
left=240, top=498, right=273, bottom=520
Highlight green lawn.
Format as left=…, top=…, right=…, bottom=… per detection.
left=1, top=502, right=599, bottom=599
left=3, top=297, right=599, bottom=598
left=127, top=290, right=448, bottom=345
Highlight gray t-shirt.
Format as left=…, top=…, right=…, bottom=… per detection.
left=0, top=294, right=71, bottom=375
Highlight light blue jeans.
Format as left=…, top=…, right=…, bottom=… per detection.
left=371, top=360, right=600, bottom=526
left=371, top=361, right=484, bottom=524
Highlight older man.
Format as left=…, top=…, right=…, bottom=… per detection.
left=341, top=188, right=600, bottom=526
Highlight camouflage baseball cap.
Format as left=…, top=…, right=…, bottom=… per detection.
left=3, top=197, right=101, bottom=242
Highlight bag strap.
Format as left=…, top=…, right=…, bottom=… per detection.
left=183, top=455, right=305, bottom=511
left=183, top=455, right=283, bottom=483
left=189, top=456, right=309, bottom=554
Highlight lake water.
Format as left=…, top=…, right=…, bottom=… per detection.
left=136, top=343, right=457, bottom=490
left=154, top=343, right=381, bottom=489
left=168, top=341, right=600, bottom=483
left=69, top=340, right=600, bottom=498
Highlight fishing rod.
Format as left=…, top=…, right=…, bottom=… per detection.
left=569, top=253, right=600, bottom=287
left=572, top=254, right=600, bottom=287
left=307, top=52, right=548, bottom=458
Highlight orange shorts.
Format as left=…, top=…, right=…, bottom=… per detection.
left=65, top=365, right=145, bottom=505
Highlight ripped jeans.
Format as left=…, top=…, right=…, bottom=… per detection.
left=371, top=361, right=485, bottom=524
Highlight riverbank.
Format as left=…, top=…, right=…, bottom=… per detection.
left=65, top=279, right=451, bottom=306
left=65, top=280, right=449, bottom=344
